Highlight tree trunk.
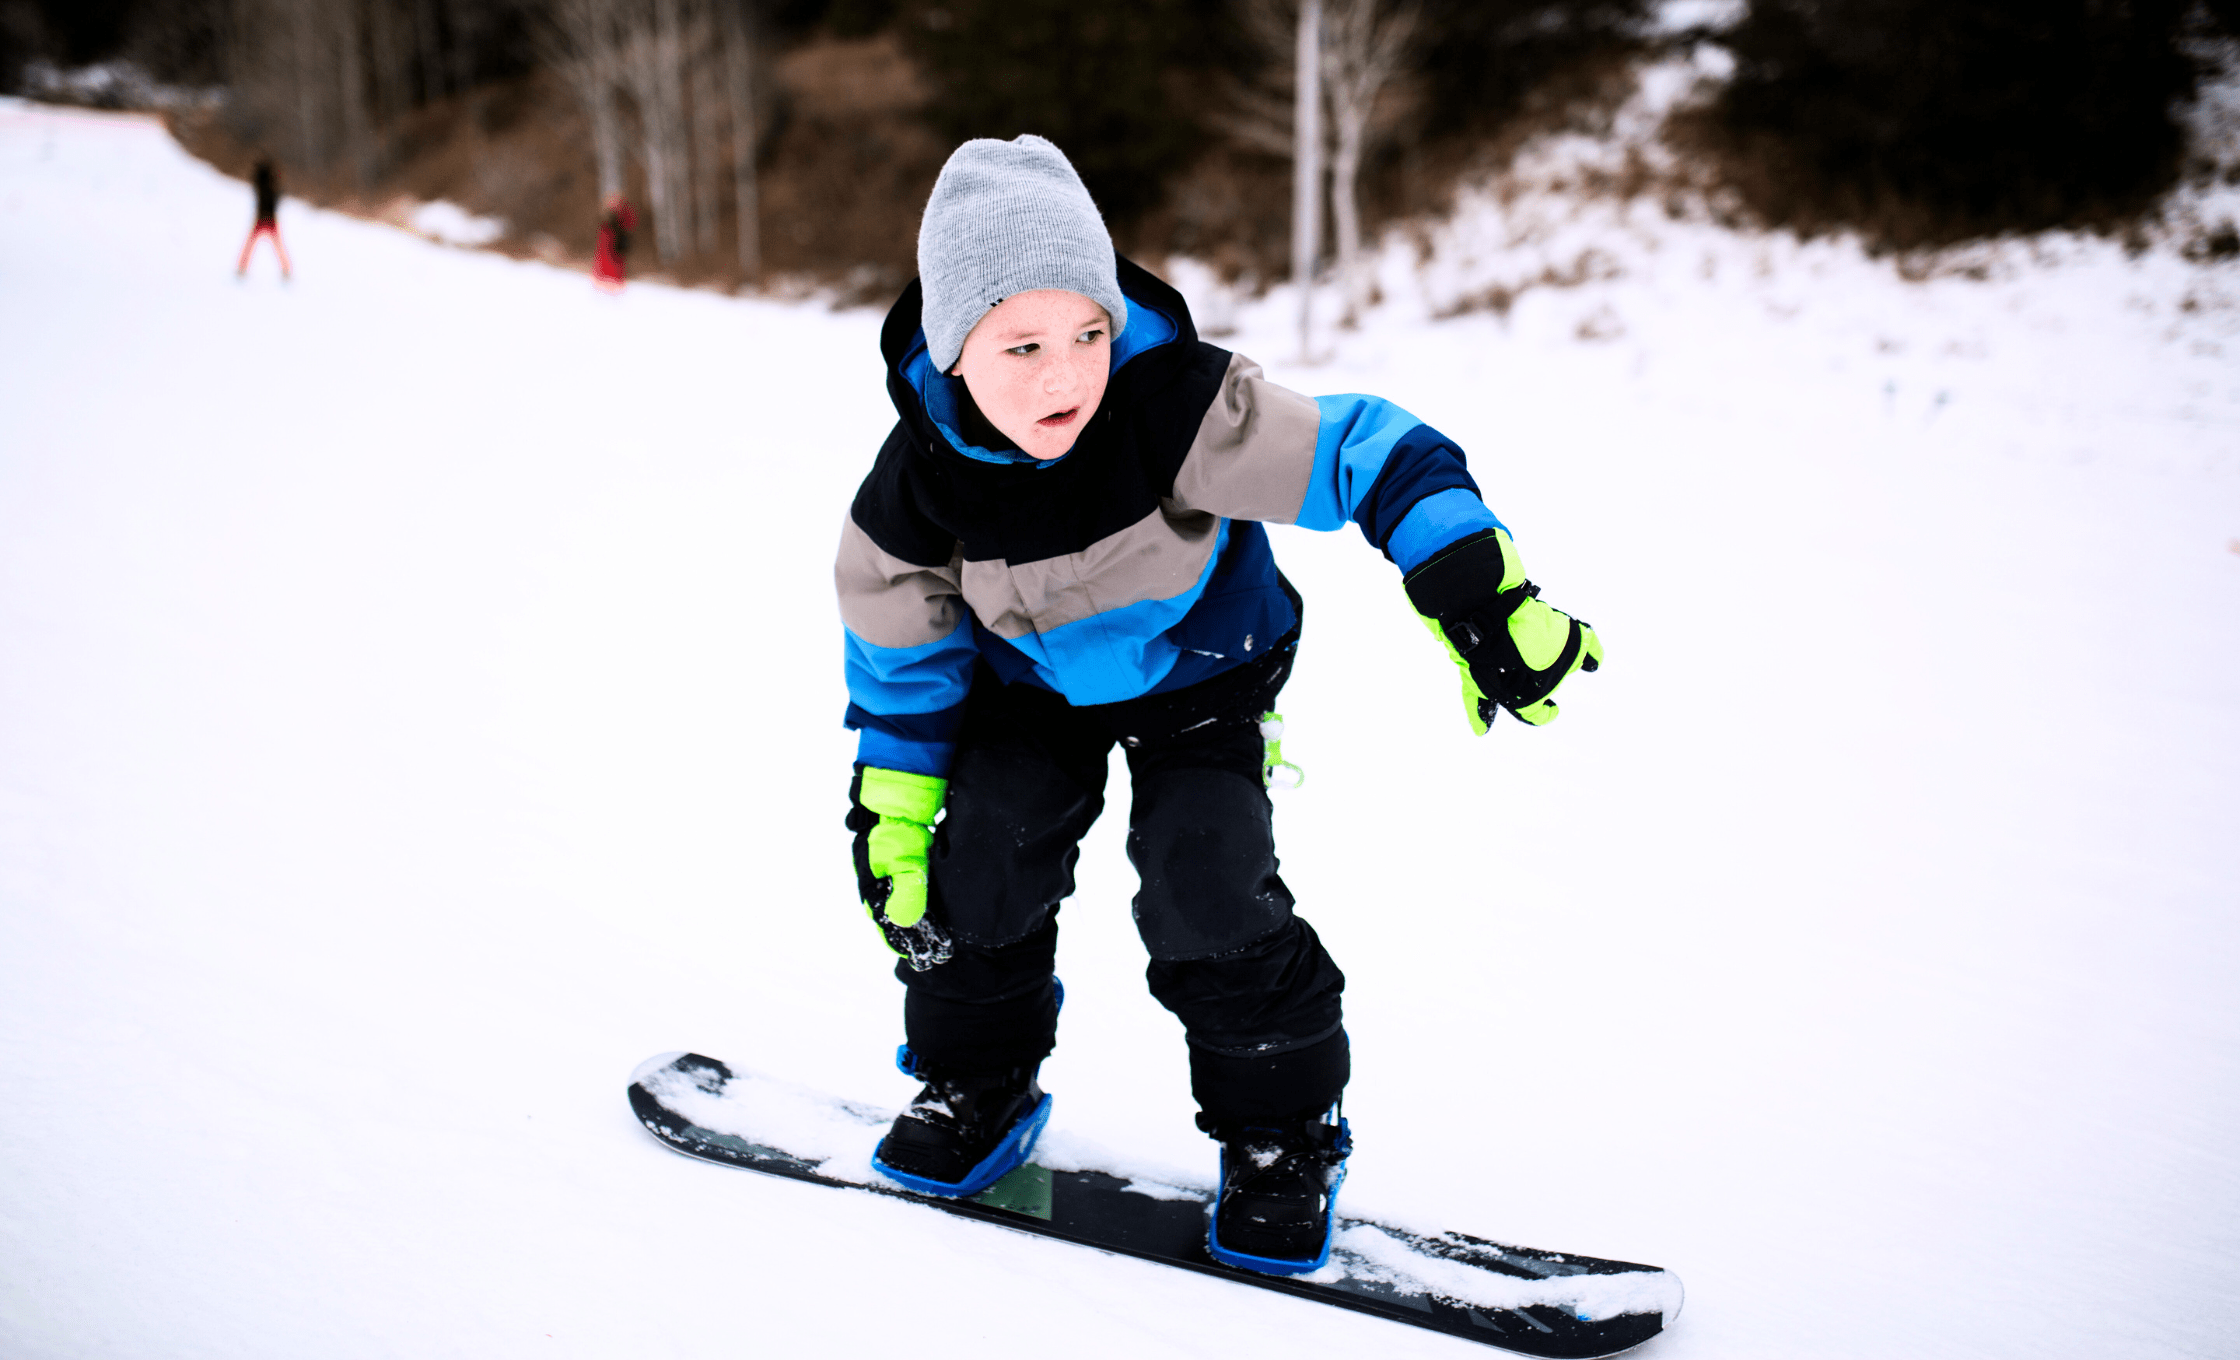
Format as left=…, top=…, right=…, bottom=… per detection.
left=691, top=10, right=724, bottom=257
left=291, top=0, right=325, bottom=172
left=541, top=0, right=630, bottom=202
left=1321, top=0, right=1417, bottom=329
left=335, top=0, right=374, bottom=191
left=1329, top=102, right=1363, bottom=327
left=369, top=0, right=416, bottom=174
left=447, top=0, right=476, bottom=100
left=623, top=29, right=676, bottom=262
left=218, top=0, right=254, bottom=97
left=414, top=0, right=446, bottom=101
left=1292, top=0, right=1323, bottom=362
left=652, top=0, right=693, bottom=263
left=589, top=50, right=624, bottom=203
left=618, top=0, right=692, bottom=266
left=721, top=0, right=760, bottom=277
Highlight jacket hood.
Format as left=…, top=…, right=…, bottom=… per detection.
left=880, top=255, right=1200, bottom=468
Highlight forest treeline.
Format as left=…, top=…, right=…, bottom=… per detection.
left=4, top=0, right=2236, bottom=283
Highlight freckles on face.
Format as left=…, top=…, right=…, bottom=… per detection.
left=950, top=289, right=1114, bottom=461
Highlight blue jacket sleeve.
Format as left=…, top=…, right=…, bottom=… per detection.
left=1296, top=395, right=1507, bottom=571
left=842, top=617, right=976, bottom=777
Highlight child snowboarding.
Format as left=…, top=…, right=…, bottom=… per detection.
left=235, top=159, right=291, bottom=280
left=837, top=135, right=1602, bottom=1277
left=593, top=192, right=635, bottom=293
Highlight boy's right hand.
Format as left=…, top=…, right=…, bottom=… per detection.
left=845, top=765, right=953, bottom=971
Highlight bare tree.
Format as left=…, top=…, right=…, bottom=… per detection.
left=1229, top=0, right=1332, bottom=358
left=284, top=0, right=326, bottom=171
left=539, top=0, right=629, bottom=200
left=654, top=0, right=695, bottom=261
left=689, top=6, right=723, bottom=256
left=1215, top=0, right=1298, bottom=160
left=220, top=0, right=332, bottom=174
left=548, top=0, right=768, bottom=272
left=1321, top=0, right=1416, bottom=327
left=335, top=0, right=375, bottom=190
left=413, top=0, right=447, bottom=101
left=719, top=0, right=760, bottom=277
left=219, top=0, right=769, bottom=275
left=368, top=0, right=416, bottom=160
left=1292, top=0, right=1323, bottom=361
left=445, top=0, right=482, bottom=99
left=615, top=0, right=691, bottom=262
left=217, top=0, right=256, bottom=101
left=615, top=22, right=670, bottom=257
left=1227, top=0, right=1428, bottom=342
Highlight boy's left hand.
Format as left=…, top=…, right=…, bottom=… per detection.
left=1403, top=527, right=1602, bottom=732
left=846, top=764, right=954, bottom=970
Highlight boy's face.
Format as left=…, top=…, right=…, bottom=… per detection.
left=949, top=290, right=1113, bottom=461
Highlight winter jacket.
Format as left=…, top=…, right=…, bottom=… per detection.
left=836, top=256, right=1506, bottom=777
left=601, top=204, right=635, bottom=259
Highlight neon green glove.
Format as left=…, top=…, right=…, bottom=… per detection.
left=1402, top=527, right=1603, bottom=732
left=844, top=764, right=952, bottom=970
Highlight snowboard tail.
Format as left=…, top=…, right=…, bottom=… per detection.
left=627, top=1052, right=1680, bottom=1359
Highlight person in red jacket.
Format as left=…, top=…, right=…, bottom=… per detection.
left=235, top=159, right=291, bottom=280
left=593, top=193, right=636, bottom=292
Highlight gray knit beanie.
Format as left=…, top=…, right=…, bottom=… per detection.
left=917, top=134, right=1128, bottom=373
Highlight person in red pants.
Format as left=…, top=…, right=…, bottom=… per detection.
left=235, top=159, right=291, bottom=280
left=593, top=192, right=636, bottom=293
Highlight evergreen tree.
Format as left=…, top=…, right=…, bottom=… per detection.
left=900, top=0, right=1223, bottom=226
left=1710, top=0, right=2203, bottom=245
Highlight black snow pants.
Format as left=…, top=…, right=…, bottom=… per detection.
left=900, top=628, right=1348, bottom=1129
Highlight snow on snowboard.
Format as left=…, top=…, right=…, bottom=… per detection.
left=628, top=1052, right=1681, bottom=1357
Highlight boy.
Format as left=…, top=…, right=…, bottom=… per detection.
left=837, top=136, right=1601, bottom=1276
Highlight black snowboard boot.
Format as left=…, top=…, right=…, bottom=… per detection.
left=872, top=1063, right=1049, bottom=1198
left=1205, top=1111, right=1353, bottom=1274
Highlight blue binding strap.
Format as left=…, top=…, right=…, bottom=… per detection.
left=872, top=1093, right=1054, bottom=1199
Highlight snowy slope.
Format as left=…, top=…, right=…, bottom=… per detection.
left=2, top=98, right=2237, bottom=1360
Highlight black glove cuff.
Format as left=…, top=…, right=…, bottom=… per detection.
left=1401, top=528, right=1513, bottom=621
left=845, top=763, right=887, bottom=908
left=844, top=764, right=878, bottom=832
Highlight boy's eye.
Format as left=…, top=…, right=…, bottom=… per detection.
left=1006, top=342, right=1040, bottom=356
left=1077, top=328, right=1106, bottom=344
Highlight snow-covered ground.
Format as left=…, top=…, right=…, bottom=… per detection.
left=407, top=199, right=507, bottom=247
left=2, top=97, right=2236, bottom=1360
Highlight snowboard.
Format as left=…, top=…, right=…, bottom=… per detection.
left=628, top=1052, right=1681, bottom=1358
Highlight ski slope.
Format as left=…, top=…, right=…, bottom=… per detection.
left=3, top=98, right=2237, bottom=1359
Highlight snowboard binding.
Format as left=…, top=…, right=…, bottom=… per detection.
left=871, top=1055, right=1051, bottom=1198
left=1206, top=1109, right=1353, bottom=1276
left=873, top=978, right=1063, bottom=1198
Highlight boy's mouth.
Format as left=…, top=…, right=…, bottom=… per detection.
left=1037, top=407, right=1080, bottom=428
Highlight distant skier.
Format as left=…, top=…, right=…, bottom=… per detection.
left=838, top=136, right=1603, bottom=1276
left=234, top=159, right=291, bottom=281
left=594, top=192, right=635, bottom=293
